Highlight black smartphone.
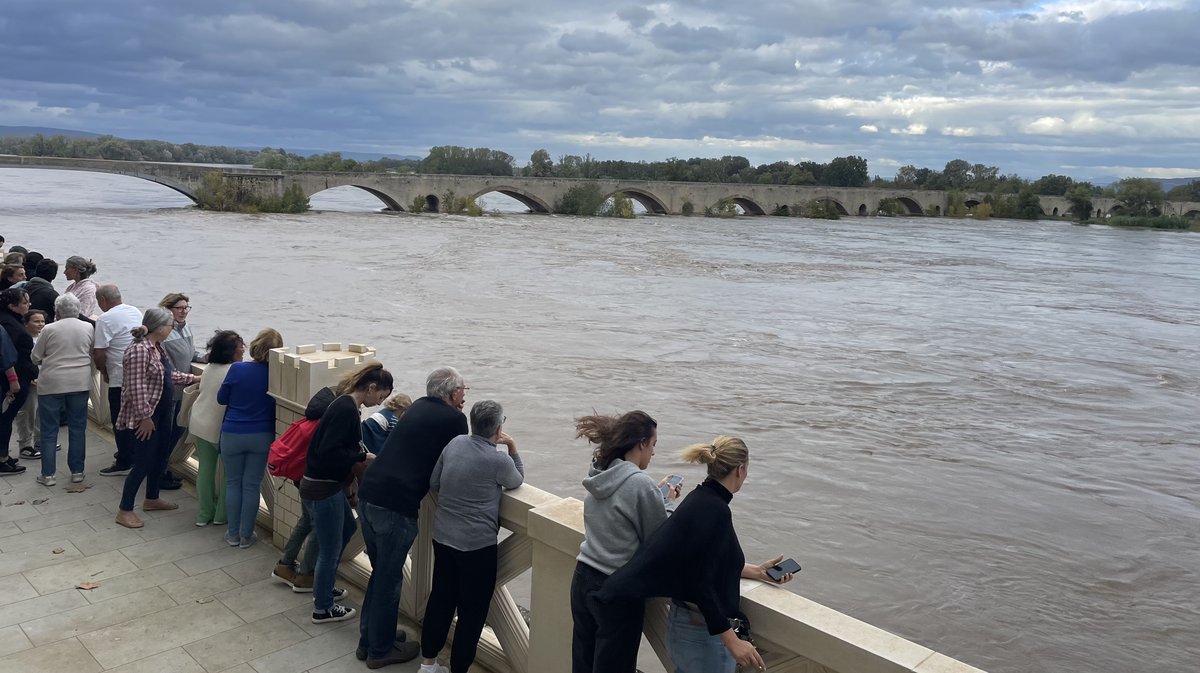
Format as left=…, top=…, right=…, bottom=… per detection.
left=766, top=558, right=801, bottom=582
left=659, top=474, right=683, bottom=499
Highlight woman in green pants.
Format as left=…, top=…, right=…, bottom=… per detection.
left=187, top=330, right=242, bottom=526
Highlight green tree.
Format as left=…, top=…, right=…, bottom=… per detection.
left=525, top=149, right=553, bottom=177
left=1032, top=174, right=1074, bottom=196
left=1015, top=187, right=1042, bottom=220
left=1064, top=184, right=1094, bottom=221
left=825, top=155, right=869, bottom=187
left=1166, top=180, right=1200, bottom=201
left=1113, top=178, right=1165, bottom=215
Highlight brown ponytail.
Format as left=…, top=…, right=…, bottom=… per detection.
left=575, top=410, right=657, bottom=470
left=336, top=361, right=393, bottom=395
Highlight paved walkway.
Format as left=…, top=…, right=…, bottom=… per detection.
left=0, top=427, right=433, bottom=673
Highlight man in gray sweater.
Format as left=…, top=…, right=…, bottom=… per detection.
left=418, top=400, right=523, bottom=673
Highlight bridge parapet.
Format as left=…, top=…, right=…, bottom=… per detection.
left=4, top=155, right=1198, bottom=219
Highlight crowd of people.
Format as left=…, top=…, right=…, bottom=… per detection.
left=0, top=233, right=793, bottom=673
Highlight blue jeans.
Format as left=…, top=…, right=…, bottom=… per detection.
left=280, top=505, right=317, bottom=575
left=667, top=604, right=735, bottom=673
left=220, top=431, right=272, bottom=539
left=119, top=395, right=174, bottom=512
left=38, top=391, right=88, bottom=476
left=303, top=492, right=357, bottom=612
left=358, top=501, right=419, bottom=658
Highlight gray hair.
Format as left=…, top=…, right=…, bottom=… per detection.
left=65, top=256, right=97, bottom=278
left=54, top=292, right=81, bottom=319
left=132, top=306, right=173, bottom=341
left=426, top=366, right=464, bottom=401
left=96, top=284, right=122, bottom=304
left=470, top=400, right=504, bottom=439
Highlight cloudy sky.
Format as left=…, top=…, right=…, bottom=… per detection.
left=2, top=0, right=1198, bottom=181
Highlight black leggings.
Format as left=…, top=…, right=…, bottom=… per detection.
left=0, top=376, right=32, bottom=460
left=421, top=541, right=498, bottom=673
left=571, top=561, right=645, bottom=673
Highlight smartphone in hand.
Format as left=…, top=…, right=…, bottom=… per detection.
left=659, top=474, right=684, bottom=499
left=766, top=558, right=801, bottom=582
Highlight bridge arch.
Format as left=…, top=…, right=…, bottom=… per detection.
left=812, top=197, right=850, bottom=216
left=468, top=185, right=551, bottom=214
left=965, top=199, right=981, bottom=209
left=857, top=203, right=868, bottom=216
left=727, top=195, right=767, bottom=216
left=603, top=188, right=668, bottom=215
left=896, top=197, right=924, bottom=216
left=1185, top=210, right=1200, bottom=219
left=308, top=185, right=404, bottom=211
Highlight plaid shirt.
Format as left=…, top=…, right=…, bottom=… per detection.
left=115, top=338, right=194, bottom=430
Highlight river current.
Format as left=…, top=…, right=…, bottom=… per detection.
left=2, top=169, right=1197, bottom=673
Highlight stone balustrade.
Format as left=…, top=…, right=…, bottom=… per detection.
left=146, top=343, right=987, bottom=673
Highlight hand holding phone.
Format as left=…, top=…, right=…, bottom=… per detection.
left=658, top=474, right=684, bottom=500
left=766, top=557, right=801, bottom=582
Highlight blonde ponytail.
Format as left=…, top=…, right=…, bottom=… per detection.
left=681, top=435, right=748, bottom=480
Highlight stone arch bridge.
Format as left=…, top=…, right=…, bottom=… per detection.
left=4, top=155, right=1199, bottom=219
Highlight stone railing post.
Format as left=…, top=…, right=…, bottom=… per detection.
left=525, top=497, right=586, bottom=672
left=266, top=343, right=376, bottom=548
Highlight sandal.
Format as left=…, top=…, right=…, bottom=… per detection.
left=19, top=447, right=40, bottom=459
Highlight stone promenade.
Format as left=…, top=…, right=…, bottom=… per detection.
left=0, top=427, right=435, bottom=673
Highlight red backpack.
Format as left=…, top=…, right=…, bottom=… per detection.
left=267, top=418, right=320, bottom=482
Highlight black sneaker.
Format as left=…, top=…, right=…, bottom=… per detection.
left=311, top=604, right=356, bottom=624
left=0, top=459, right=26, bottom=476
left=160, top=471, right=183, bottom=490
left=331, top=587, right=348, bottom=602
left=99, top=462, right=132, bottom=477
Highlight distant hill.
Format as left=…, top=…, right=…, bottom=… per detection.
left=259, top=147, right=422, bottom=162
left=0, top=126, right=419, bottom=161
left=1151, top=177, right=1200, bottom=191
left=0, top=125, right=102, bottom=139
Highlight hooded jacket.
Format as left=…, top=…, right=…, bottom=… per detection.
left=576, top=457, right=670, bottom=575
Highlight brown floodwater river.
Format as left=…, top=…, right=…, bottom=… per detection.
left=2, top=168, right=1198, bottom=672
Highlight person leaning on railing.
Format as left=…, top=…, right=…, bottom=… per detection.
left=571, top=410, right=680, bottom=673
left=301, top=362, right=393, bottom=626
left=417, top=400, right=524, bottom=673
left=594, top=436, right=795, bottom=673
left=188, top=329, right=242, bottom=527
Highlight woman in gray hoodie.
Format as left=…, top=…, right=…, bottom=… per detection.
left=571, top=410, right=681, bottom=673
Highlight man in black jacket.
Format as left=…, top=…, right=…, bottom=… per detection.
left=25, top=258, right=59, bottom=324
left=355, top=366, right=468, bottom=669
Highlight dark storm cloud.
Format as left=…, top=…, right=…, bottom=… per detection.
left=1, top=0, right=1197, bottom=178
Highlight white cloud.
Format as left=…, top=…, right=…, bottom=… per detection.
left=942, top=126, right=977, bottom=137
left=860, top=124, right=878, bottom=133
left=892, top=123, right=928, bottom=135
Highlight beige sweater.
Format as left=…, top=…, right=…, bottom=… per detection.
left=188, top=362, right=231, bottom=444
left=31, top=318, right=95, bottom=394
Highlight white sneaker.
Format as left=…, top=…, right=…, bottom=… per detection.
left=71, top=473, right=84, bottom=483
left=419, top=663, right=449, bottom=673
left=36, top=474, right=56, bottom=486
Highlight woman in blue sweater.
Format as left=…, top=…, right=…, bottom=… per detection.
left=217, top=328, right=282, bottom=548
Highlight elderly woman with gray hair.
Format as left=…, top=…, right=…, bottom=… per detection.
left=30, top=294, right=94, bottom=486
left=63, top=256, right=100, bottom=319
left=417, top=400, right=523, bottom=673
left=113, top=307, right=200, bottom=529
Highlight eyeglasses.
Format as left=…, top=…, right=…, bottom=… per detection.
left=456, top=386, right=470, bottom=392
left=170, top=305, right=191, bottom=312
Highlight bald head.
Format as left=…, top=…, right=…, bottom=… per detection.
left=96, top=284, right=122, bottom=311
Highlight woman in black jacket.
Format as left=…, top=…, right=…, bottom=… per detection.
left=595, top=436, right=794, bottom=673
left=300, top=361, right=393, bottom=624
left=0, top=288, right=37, bottom=473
